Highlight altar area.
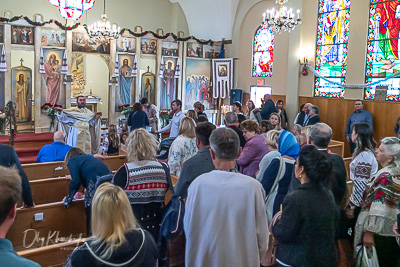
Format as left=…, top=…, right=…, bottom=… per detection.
left=0, top=12, right=225, bottom=136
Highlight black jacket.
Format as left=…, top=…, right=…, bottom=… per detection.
left=65, top=229, right=158, bottom=267
left=304, top=114, right=321, bottom=126
left=273, top=182, right=338, bottom=267
left=0, top=144, right=33, bottom=206
left=295, top=112, right=306, bottom=126
left=260, top=99, right=276, bottom=120
left=288, top=151, right=347, bottom=206
left=227, top=125, right=246, bottom=147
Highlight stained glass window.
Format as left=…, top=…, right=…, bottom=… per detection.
left=365, top=0, right=400, bottom=101
left=252, top=25, right=274, bottom=77
left=314, top=0, right=351, bottom=98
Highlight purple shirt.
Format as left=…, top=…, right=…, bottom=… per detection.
left=237, top=134, right=269, bottom=178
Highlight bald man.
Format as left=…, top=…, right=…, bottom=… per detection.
left=294, top=102, right=312, bottom=126
left=36, top=131, right=72, bottom=163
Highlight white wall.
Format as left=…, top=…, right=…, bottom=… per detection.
left=0, top=0, right=189, bottom=35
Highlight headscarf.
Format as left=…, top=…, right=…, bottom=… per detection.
left=278, top=130, right=300, bottom=159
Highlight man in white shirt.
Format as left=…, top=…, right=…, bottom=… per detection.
left=184, top=127, right=268, bottom=267
left=155, top=99, right=184, bottom=138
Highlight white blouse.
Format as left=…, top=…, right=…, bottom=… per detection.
left=349, top=150, right=378, bottom=207
left=168, top=135, right=198, bottom=177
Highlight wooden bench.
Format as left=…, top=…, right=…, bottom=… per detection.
left=18, top=177, right=70, bottom=206
left=164, top=174, right=179, bottom=204
left=18, top=237, right=89, bottom=267
left=7, top=200, right=86, bottom=251
left=23, top=155, right=127, bottom=181
left=328, top=140, right=345, bottom=158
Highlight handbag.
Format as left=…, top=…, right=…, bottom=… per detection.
left=158, top=162, right=185, bottom=266
left=261, top=211, right=282, bottom=267
left=355, top=245, right=379, bottom=267
left=265, top=157, right=285, bottom=222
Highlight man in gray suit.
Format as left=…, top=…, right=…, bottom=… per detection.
left=175, top=122, right=216, bottom=199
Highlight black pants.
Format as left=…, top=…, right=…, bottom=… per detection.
left=375, top=235, right=400, bottom=267
left=85, top=206, right=92, bottom=237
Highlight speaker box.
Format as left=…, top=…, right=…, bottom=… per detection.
left=230, top=89, right=243, bottom=105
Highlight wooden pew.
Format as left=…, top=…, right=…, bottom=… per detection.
left=7, top=200, right=86, bottom=251
left=18, top=177, right=70, bottom=206
left=23, top=155, right=127, bottom=181
left=18, top=237, right=89, bottom=267
left=328, top=140, right=345, bottom=158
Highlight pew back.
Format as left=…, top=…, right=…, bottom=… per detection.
left=18, top=177, right=70, bottom=206
left=18, top=237, right=89, bottom=267
left=23, top=155, right=127, bottom=181
left=7, top=200, right=86, bottom=251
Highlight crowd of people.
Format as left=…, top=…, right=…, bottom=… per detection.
left=0, top=96, right=399, bottom=267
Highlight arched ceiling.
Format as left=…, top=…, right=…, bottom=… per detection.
left=170, top=0, right=240, bottom=40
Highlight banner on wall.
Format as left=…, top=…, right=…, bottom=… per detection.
left=212, top=58, right=233, bottom=99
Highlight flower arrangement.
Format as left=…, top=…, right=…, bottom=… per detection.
left=118, top=104, right=133, bottom=119
left=41, top=103, right=62, bottom=130
left=159, top=110, right=172, bottom=128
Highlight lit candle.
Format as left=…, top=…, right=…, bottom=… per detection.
left=297, top=9, right=300, bottom=19
left=4, top=11, right=10, bottom=19
left=263, top=12, right=266, bottom=22
left=266, top=10, right=270, bottom=20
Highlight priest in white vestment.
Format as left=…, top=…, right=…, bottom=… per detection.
left=184, top=127, right=268, bottom=267
left=56, top=96, right=101, bottom=154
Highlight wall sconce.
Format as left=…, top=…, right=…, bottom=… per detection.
left=299, top=57, right=308, bottom=76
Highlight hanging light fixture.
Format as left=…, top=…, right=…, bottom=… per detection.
left=87, top=0, right=120, bottom=39
left=262, top=0, right=301, bottom=34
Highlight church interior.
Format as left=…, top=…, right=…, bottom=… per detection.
left=1, top=0, right=400, bottom=266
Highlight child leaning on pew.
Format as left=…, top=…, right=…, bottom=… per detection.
left=0, top=166, right=40, bottom=266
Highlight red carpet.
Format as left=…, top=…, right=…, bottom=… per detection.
left=0, top=133, right=54, bottom=163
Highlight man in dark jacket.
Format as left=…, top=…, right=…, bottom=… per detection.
left=260, top=94, right=276, bottom=120
left=224, top=112, right=246, bottom=147
left=288, top=123, right=346, bottom=205
left=304, top=105, right=321, bottom=126
left=0, top=144, right=34, bottom=207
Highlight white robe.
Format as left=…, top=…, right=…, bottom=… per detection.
left=57, top=107, right=101, bottom=154
left=184, top=170, right=269, bottom=267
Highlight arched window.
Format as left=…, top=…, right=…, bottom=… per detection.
left=365, top=0, right=400, bottom=101
left=314, top=0, right=351, bottom=98
left=252, top=25, right=274, bottom=77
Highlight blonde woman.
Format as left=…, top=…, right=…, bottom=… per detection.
left=168, top=117, right=198, bottom=176
left=64, top=183, right=158, bottom=267
left=256, top=130, right=281, bottom=181
left=269, top=112, right=282, bottom=130
left=113, top=128, right=168, bottom=241
left=186, top=109, right=198, bottom=124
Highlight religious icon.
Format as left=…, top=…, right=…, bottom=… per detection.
left=252, top=25, right=274, bottom=77
left=11, top=59, right=32, bottom=123
left=141, top=38, right=157, bottom=55
left=161, top=42, right=178, bottom=56
left=48, top=0, right=94, bottom=21
left=41, top=28, right=66, bottom=47
left=72, top=31, right=110, bottom=54
left=116, top=37, right=136, bottom=53
left=11, top=26, right=34, bottom=45
left=116, top=54, right=136, bottom=110
left=160, top=57, right=177, bottom=109
left=204, top=44, right=221, bottom=59
left=41, top=49, right=65, bottom=106
left=187, top=42, right=203, bottom=58
left=218, top=65, right=227, bottom=77
left=184, top=59, right=211, bottom=110
left=141, top=68, right=155, bottom=105
left=71, top=53, right=85, bottom=97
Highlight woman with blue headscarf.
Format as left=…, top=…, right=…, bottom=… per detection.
left=260, top=130, right=300, bottom=221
